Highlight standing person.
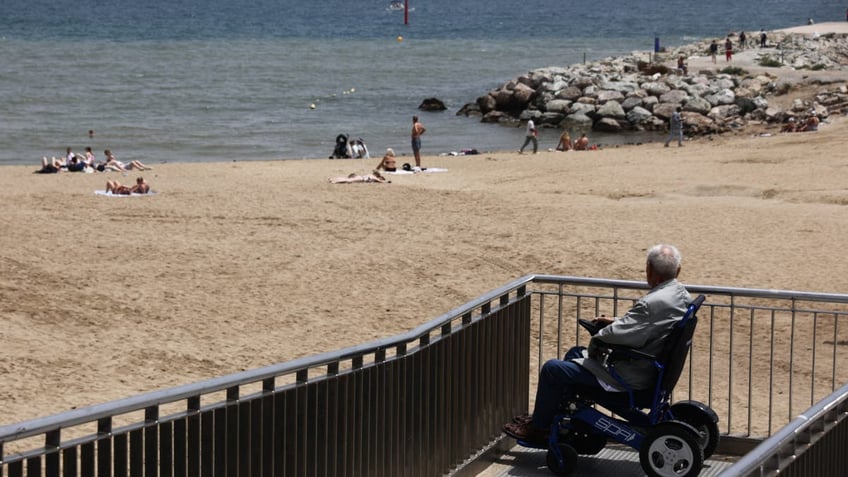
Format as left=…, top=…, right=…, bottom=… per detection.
left=502, top=244, right=691, bottom=444
left=725, top=37, right=733, bottom=62
left=411, top=115, right=426, bottom=168
left=709, top=39, right=718, bottom=64
left=518, top=119, right=538, bottom=154
left=664, top=107, right=684, bottom=147
left=739, top=31, right=747, bottom=50
left=760, top=29, right=767, bottom=48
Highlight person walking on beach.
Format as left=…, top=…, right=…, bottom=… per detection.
left=725, top=37, right=733, bottom=62
left=709, top=40, right=718, bottom=64
left=759, top=29, right=767, bottom=48
left=518, top=119, right=538, bottom=154
left=411, top=115, right=426, bottom=168
left=739, top=31, right=747, bottom=50
left=664, top=107, right=684, bottom=147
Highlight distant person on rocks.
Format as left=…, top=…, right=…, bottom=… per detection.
left=664, top=107, right=684, bottom=147
left=725, top=37, right=733, bottom=62
left=676, top=56, right=688, bottom=75
left=555, top=130, right=572, bottom=151
left=739, top=31, right=747, bottom=50
left=807, top=17, right=814, bottom=25
left=573, top=133, right=589, bottom=151
left=709, top=39, right=718, bottom=63
left=760, top=29, right=767, bottom=48
left=411, top=115, right=426, bottom=168
left=518, top=119, right=538, bottom=154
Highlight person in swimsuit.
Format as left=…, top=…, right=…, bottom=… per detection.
left=573, top=133, right=589, bottom=151
left=375, top=148, right=397, bottom=172
left=411, top=115, right=426, bottom=168
left=103, top=149, right=152, bottom=171
left=555, top=130, right=572, bottom=151
left=328, top=171, right=389, bottom=184
left=106, top=176, right=151, bottom=195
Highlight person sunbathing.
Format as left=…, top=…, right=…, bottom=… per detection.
left=573, top=133, right=589, bottom=151
left=780, top=118, right=798, bottom=133
left=375, top=148, right=397, bottom=171
left=106, top=176, right=151, bottom=195
left=36, top=156, right=65, bottom=173
left=799, top=113, right=819, bottom=132
left=555, top=131, right=572, bottom=151
left=328, top=171, right=388, bottom=184
left=103, top=149, right=152, bottom=171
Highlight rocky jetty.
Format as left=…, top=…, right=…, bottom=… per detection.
left=458, top=31, right=848, bottom=136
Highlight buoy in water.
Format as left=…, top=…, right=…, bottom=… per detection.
left=396, top=35, right=403, bottom=42
left=309, top=103, right=316, bottom=109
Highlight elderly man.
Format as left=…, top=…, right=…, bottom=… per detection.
left=503, top=244, right=691, bottom=444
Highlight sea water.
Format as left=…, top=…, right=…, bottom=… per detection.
left=0, top=0, right=842, bottom=166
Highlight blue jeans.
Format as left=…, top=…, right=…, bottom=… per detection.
left=520, top=135, right=538, bottom=153
left=531, top=346, right=602, bottom=428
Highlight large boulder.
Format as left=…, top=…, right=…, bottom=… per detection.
left=626, top=106, right=653, bottom=124
left=476, top=94, right=497, bottom=114
left=659, top=90, right=689, bottom=104
left=683, top=96, right=712, bottom=115
left=418, top=97, right=447, bottom=111
left=593, top=117, right=624, bottom=132
left=705, top=89, right=736, bottom=106
left=652, top=103, right=679, bottom=120
left=596, top=90, right=626, bottom=104
left=569, top=102, right=596, bottom=116
left=708, top=104, right=742, bottom=121
left=621, top=96, right=644, bottom=110
left=596, top=100, right=626, bottom=119
left=680, top=112, right=716, bottom=134
left=642, top=81, right=671, bottom=96
left=544, top=99, right=573, bottom=113
left=560, top=112, right=593, bottom=129
left=557, top=86, right=583, bottom=101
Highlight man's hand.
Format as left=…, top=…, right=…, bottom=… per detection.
left=587, top=339, right=607, bottom=360
left=593, top=315, right=613, bottom=327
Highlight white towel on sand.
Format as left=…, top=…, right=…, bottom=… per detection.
left=383, top=167, right=448, bottom=175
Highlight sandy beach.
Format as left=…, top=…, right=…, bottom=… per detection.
left=2, top=26, right=848, bottom=427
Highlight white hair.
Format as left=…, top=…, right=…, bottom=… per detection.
left=647, top=244, right=682, bottom=280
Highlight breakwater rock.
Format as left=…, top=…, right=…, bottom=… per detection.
left=458, top=31, right=848, bottom=135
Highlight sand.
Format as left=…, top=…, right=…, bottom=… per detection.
left=2, top=31, right=848, bottom=428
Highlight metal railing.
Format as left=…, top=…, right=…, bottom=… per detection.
left=719, top=381, right=848, bottom=476
left=2, top=275, right=848, bottom=476
left=0, top=282, right=532, bottom=477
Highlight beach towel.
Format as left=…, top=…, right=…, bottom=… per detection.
left=94, top=190, right=157, bottom=197
left=383, top=167, right=448, bottom=175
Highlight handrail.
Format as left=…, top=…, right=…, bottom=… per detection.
left=3, top=274, right=848, bottom=472
left=4, top=274, right=847, bottom=442
left=718, top=381, right=848, bottom=476
left=0, top=275, right=536, bottom=443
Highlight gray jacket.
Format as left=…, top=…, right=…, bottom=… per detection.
left=576, top=279, right=691, bottom=391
